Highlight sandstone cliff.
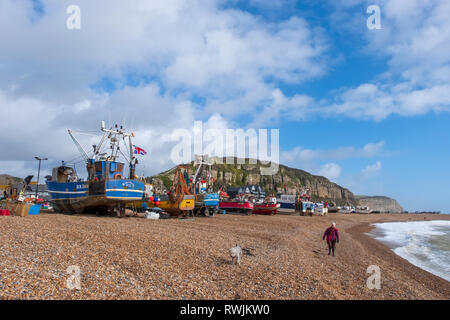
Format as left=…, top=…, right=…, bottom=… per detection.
left=356, top=195, right=404, bottom=213
left=0, top=174, right=23, bottom=185
left=150, top=158, right=357, bottom=206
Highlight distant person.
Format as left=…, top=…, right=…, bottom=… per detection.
left=323, top=222, right=340, bottom=256
left=3, top=190, right=7, bottom=199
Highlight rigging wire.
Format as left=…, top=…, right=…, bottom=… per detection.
left=118, top=148, right=130, bottom=164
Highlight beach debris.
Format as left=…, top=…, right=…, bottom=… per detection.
left=242, top=247, right=255, bottom=256
left=124, top=209, right=136, bottom=217
left=158, top=212, right=170, bottom=219
left=145, top=211, right=160, bottom=220
left=143, top=207, right=170, bottom=219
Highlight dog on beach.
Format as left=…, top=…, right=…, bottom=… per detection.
left=229, top=244, right=243, bottom=265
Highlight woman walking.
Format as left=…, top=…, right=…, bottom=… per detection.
left=323, top=222, right=339, bottom=256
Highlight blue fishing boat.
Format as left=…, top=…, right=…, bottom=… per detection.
left=46, top=121, right=145, bottom=216
left=204, top=193, right=219, bottom=207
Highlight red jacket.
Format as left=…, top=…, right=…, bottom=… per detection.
left=323, top=227, right=339, bottom=242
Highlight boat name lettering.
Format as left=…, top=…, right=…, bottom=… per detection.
left=122, top=182, right=135, bottom=188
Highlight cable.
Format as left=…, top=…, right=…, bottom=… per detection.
left=118, top=148, right=130, bottom=163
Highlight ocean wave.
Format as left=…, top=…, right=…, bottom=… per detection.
left=369, top=220, right=450, bottom=282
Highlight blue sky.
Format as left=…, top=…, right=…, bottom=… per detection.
left=0, top=0, right=449, bottom=212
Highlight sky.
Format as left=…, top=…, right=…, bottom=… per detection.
left=0, top=0, right=449, bottom=212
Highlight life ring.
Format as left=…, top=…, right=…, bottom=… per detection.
left=114, top=173, right=122, bottom=180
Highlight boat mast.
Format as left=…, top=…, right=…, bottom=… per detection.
left=67, top=122, right=137, bottom=179
left=100, top=121, right=136, bottom=179
left=193, top=155, right=213, bottom=192
left=128, top=135, right=135, bottom=179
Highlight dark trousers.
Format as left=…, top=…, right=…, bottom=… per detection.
left=327, top=240, right=336, bottom=256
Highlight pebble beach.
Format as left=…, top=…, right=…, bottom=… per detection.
left=0, top=212, right=449, bottom=300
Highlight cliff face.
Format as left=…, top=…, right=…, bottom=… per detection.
left=150, top=158, right=357, bottom=206
left=0, top=174, right=22, bottom=185
left=356, top=196, right=404, bottom=213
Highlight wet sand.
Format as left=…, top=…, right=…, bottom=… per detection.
left=0, top=212, right=449, bottom=299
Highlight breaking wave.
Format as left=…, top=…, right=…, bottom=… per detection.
left=369, top=220, right=450, bottom=282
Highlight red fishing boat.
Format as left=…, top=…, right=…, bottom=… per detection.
left=252, top=197, right=279, bottom=215
left=219, top=200, right=253, bottom=214
left=252, top=203, right=280, bottom=215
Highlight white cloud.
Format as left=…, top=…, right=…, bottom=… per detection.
left=318, top=163, right=341, bottom=181
left=248, top=89, right=314, bottom=127
left=0, top=0, right=328, bottom=106
left=281, top=141, right=385, bottom=164
left=0, top=0, right=330, bottom=178
left=324, top=82, right=450, bottom=121
left=212, top=0, right=450, bottom=124
left=322, top=0, right=450, bottom=120
left=279, top=141, right=385, bottom=183
left=361, top=161, right=382, bottom=178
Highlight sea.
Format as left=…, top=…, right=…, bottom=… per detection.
left=369, top=220, right=450, bottom=282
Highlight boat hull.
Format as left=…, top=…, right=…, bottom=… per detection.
left=219, top=201, right=253, bottom=214
left=204, top=193, right=219, bottom=207
left=276, top=195, right=298, bottom=214
left=156, top=196, right=195, bottom=215
left=253, top=203, right=280, bottom=215
left=47, top=179, right=145, bottom=214
left=193, top=193, right=219, bottom=216
left=132, top=195, right=195, bottom=216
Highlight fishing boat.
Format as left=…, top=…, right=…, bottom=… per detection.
left=153, top=194, right=195, bottom=215
left=194, top=192, right=219, bottom=216
left=253, top=197, right=280, bottom=215
left=46, top=122, right=145, bottom=216
left=313, top=202, right=328, bottom=216
left=327, top=202, right=340, bottom=213
left=151, top=165, right=196, bottom=217
left=204, top=193, right=219, bottom=207
left=191, top=155, right=219, bottom=216
left=219, top=200, right=253, bottom=214
left=300, top=201, right=315, bottom=215
left=355, top=206, right=371, bottom=214
left=339, top=202, right=356, bottom=214
left=276, top=194, right=298, bottom=214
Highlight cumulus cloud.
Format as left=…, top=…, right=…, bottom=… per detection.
left=361, top=160, right=382, bottom=178
left=279, top=141, right=385, bottom=183
left=248, top=89, right=314, bottom=127
left=318, top=163, right=341, bottom=181
left=322, top=0, right=450, bottom=120
left=214, top=0, right=450, bottom=124
left=0, top=0, right=328, bottom=105
left=281, top=141, right=385, bottom=164
left=0, top=0, right=328, bottom=177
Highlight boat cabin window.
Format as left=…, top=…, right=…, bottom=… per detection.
left=95, top=162, right=103, bottom=172
left=110, top=162, right=124, bottom=173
